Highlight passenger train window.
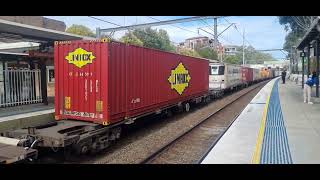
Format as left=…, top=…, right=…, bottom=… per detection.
left=218, top=66, right=225, bottom=75
left=209, top=66, right=224, bottom=75
left=210, top=66, right=218, bottom=75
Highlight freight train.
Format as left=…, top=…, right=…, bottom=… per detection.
left=209, top=62, right=276, bottom=91
left=0, top=39, right=276, bottom=160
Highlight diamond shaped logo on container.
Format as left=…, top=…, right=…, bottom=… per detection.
left=65, top=48, right=96, bottom=68
left=168, top=62, right=191, bottom=95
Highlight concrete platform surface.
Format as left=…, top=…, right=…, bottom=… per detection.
left=0, top=103, right=54, bottom=133
left=202, top=78, right=320, bottom=164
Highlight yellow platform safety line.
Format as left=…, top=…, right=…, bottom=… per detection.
left=251, top=86, right=273, bottom=164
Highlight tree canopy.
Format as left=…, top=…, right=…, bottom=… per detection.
left=66, top=24, right=95, bottom=37
left=223, top=45, right=275, bottom=65
left=120, top=28, right=176, bottom=52
left=278, top=16, right=317, bottom=52
left=119, top=32, right=143, bottom=46
left=177, top=48, right=201, bottom=58
left=195, top=47, right=218, bottom=60
left=118, top=28, right=273, bottom=62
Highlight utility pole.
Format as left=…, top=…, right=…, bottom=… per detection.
left=242, top=28, right=245, bottom=65
left=214, top=17, right=218, bottom=49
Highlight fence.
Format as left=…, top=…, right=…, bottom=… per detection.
left=0, top=69, right=43, bottom=107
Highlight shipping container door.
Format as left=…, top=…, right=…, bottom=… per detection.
left=55, top=41, right=108, bottom=123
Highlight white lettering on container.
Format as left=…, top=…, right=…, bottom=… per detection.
left=96, top=80, right=99, bottom=93
left=85, top=79, right=88, bottom=101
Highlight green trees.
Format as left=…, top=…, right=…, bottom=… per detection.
left=119, top=28, right=175, bottom=52
left=223, top=46, right=275, bottom=64
left=119, top=32, right=143, bottom=46
left=178, top=48, right=201, bottom=58
left=224, top=55, right=239, bottom=64
left=66, top=24, right=95, bottom=37
left=278, top=16, right=317, bottom=52
left=196, top=47, right=218, bottom=60
left=118, top=27, right=273, bottom=62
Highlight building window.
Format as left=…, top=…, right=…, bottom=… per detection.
left=47, top=66, right=54, bottom=83
left=49, top=69, right=54, bottom=82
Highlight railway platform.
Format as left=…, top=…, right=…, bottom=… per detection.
left=0, top=103, right=54, bottom=133
left=201, top=77, right=320, bottom=164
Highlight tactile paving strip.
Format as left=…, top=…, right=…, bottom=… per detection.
left=260, top=79, right=293, bottom=164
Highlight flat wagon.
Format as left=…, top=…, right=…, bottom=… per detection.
left=2, top=39, right=210, bottom=155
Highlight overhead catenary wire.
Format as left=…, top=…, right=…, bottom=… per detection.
left=88, top=16, right=123, bottom=27
left=223, top=17, right=254, bottom=48
left=198, top=19, right=233, bottom=46
left=219, top=34, right=235, bottom=45
left=224, top=17, right=286, bottom=58
left=146, top=16, right=242, bottom=49
left=146, top=16, right=204, bottom=36
left=199, top=19, right=216, bottom=34
left=146, top=16, right=223, bottom=48
left=88, top=16, right=179, bottom=45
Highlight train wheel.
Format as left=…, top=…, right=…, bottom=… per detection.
left=185, top=103, right=190, bottom=112
left=165, top=109, right=173, bottom=118
left=83, top=145, right=90, bottom=154
left=75, top=142, right=91, bottom=156
left=89, top=142, right=98, bottom=155
left=205, top=96, right=211, bottom=104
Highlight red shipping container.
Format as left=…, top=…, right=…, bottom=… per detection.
left=241, top=67, right=253, bottom=84
left=54, top=40, right=209, bottom=125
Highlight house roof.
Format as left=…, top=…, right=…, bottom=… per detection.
left=185, top=36, right=208, bottom=41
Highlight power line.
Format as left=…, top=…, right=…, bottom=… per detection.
left=147, top=17, right=225, bottom=47
left=88, top=16, right=179, bottom=45
left=219, top=34, right=235, bottom=45
left=147, top=17, right=232, bottom=46
left=146, top=16, right=202, bottom=36
left=234, top=24, right=253, bottom=47
left=224, top=17, right=254, bottom=47
left=199, top=19, right=215, bottom=33
left=200, top=18, right=239, bottom=46
left=198, top=19, right=236, bottom=47
left=199, top=23, right=233, bottom=28
left=88, top=16, right=122, bottom=27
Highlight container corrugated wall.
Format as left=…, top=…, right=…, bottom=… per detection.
left=241, top=67, right=253, bottom=83
left=55, top=40, right=208, bottom=125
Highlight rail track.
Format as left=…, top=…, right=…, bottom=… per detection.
left=35, top=80, right=268, bottom=164
left=139, top=81, right=268, bottom=164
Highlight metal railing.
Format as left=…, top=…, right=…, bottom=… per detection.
left=0, top=69, right=42, bottom=107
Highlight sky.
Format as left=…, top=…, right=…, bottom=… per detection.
left=46, top=16, right=288, bottom=60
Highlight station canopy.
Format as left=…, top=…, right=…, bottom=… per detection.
left=0, top=19, right=94, bottom=44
